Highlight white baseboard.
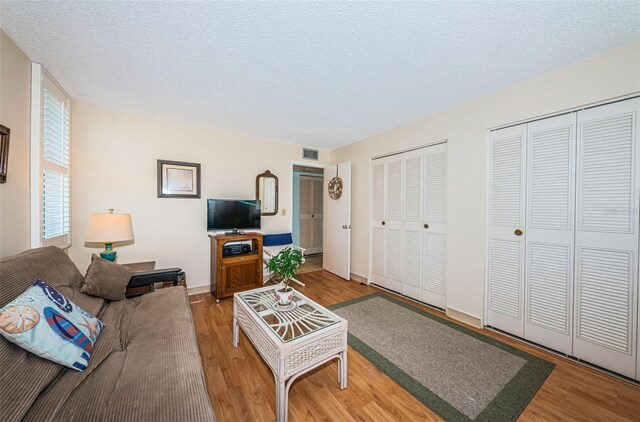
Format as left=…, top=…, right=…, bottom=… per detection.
left=350, top=272, right=368, bottom=284
left=446, top=306, right=483, bottom=329
left=187, top=285, right=210, bottom=296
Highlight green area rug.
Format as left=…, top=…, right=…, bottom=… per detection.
left=330, top=293, right=554, bottom=422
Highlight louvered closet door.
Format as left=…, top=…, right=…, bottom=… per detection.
left=299, top=177, right=313, bottom=249
left=524, top=114, right=576, bottom=355
left=487, top=124, right=527, bottom=337
left=384, top=154, right=404, bottom=293
left=299, top=176, right=323, bottom=254
left=402, top=149, right=424, bottom=301
left=573, top=98, right=640, bottom=378
left=423, top=143, right=447, bottom=308
left=312, top=178, right=324, bottom=252
left=370, top=158, right=387, bottom=287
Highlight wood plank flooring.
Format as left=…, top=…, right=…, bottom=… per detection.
left=190, top=270, right=640, bottom=421
left=297, top=254, right=323, bottom=275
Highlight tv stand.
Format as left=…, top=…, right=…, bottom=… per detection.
left=209, top=233, right=263, bottom=302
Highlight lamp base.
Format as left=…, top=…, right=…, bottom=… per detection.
left=100, top=243, right=117, bottom=262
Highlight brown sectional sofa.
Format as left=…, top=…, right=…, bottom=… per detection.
left=0, top=246, right=215, bottom=421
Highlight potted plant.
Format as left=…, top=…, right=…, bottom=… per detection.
left=266, top=246, right=304, bottom=306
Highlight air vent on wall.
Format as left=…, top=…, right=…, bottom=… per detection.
left=303, top=148, right=319, bottom=161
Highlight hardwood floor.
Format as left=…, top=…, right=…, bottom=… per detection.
left=191, top=270, right=640, bottom=421
left=297, top=254, right=323, bottom=275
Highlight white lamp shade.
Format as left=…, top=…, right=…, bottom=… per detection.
left=85, top=213, right=134, bottom=243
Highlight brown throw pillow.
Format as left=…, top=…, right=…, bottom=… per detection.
left=81, top=254, right=133, bottom=301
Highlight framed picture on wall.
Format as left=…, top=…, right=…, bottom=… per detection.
left=0, top=124, right=10, bottom=184
left=157, top=159, right=201, bottom=198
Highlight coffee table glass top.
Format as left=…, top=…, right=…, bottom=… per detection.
left=238, top=286, right=340, bottom=342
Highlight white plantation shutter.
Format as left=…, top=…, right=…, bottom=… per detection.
left=43, top=170, right=70, bottom=239
left=43, top=90, right=70, bottom=167
left=31, top=64, right=72, bottom=248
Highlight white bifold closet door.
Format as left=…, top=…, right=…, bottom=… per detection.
left=573, top=98, right=639, bottom=379
left=370, top=143, right=448, bottom=307
left=487, top=124, right=527, bottom=337
left=370, top=159, right=387, bottom=288
left=524, top=113, right=576, bottom=355
left=488, top=114, right=577, bottom=352
left=422, top=143, right=448, bottom=308
left=487, top=97, right=640, bottom=379
left=370, top=153, right=404, bottom=293
left=401, top=148, right=424, bottom=301
left=385, top=154, right=405, bottom=293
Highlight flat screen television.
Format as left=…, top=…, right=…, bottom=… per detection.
left=207, top=199, right=261, bottom=231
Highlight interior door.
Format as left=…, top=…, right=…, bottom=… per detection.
left=299, top=176, right=313, bottom=250
left=402, top=149, right=424, bottom=301
left=524, top=113, right=576, bottom=355
left=486, top=124, right=527, bottom=337
left=573, top=98, right=639, bottom=378
left=311, top=178, right=324, bottom=253
left=422, top=143, right=448, bottom=308
left=299, top=176, right=323, bottom=254
left=323, top=162, right=351, bottom=280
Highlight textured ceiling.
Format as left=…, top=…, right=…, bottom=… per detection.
left=1, top=1, right=639, bottom=148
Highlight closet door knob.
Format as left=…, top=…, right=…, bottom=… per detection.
left=514, top=229, right=523, bottom=236
left=424, top=223, right=429, bottom=229
left=382, top=221, right=386, bottom=226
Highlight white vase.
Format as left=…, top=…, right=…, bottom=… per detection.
left=275, top=286, right=294, bottom=306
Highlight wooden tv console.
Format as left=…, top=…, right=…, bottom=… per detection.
left=209, top=233, right=263, bottom=302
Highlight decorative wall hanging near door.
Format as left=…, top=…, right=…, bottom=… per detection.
left=328, top=166, right=343, bottom=200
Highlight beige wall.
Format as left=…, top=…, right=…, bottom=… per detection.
left=69, top=101, right=327, bottom=289
left=0, top=30, right=31, bottom=258
left=331, top=41, right=640, bottom=321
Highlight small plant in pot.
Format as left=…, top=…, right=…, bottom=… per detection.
left=267, top=247, right=304, bottom=306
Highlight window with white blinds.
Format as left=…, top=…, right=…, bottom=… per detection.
left=31, top=63, right=72, bottom=248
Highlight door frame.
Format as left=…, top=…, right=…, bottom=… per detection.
left=289, top=160, right=327, bottom=238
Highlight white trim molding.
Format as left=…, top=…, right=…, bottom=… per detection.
left=446, top=306, right=483, bottom=329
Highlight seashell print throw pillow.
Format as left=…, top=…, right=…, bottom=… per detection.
left=0, top=279, right=104, bottom=371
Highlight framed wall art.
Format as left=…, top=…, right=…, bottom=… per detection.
left=157, top=159, right=201, bottom=198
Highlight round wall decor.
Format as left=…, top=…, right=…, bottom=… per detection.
left=328, top=176, right=343, bottom=200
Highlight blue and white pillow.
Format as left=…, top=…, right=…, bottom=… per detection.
left=0, top=280, right=104, bottom=371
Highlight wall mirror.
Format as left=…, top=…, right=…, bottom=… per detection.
left=256, top=170, right=278, bottom=216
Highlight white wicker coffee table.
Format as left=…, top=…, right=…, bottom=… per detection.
left=233, top=285, right=348, bottom=422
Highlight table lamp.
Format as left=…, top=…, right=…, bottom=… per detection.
left=85, top=209, right=134, bottom=261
